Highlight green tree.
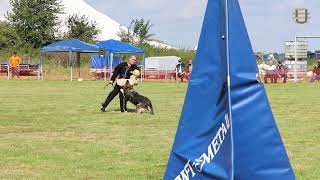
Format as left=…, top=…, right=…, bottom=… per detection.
left=0, top=20, right=20, bottom=49
left=132, top=19, right=155, bottom=44
left=7, top=0, right=63, bottom=47
left=117, top=18, right=155, bottom=44
left=64, top=14, right=100, bottom=43
left=117, top=25, right=134, bottom=44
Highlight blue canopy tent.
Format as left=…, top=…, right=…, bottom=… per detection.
left=96, top=39, right=145, bottom=81
left=90, top=55, right=122, bottom=69
left=40, top=39, right=99, bottom=81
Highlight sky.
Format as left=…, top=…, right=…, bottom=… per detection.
left=1, top=0, right=319, bottom=52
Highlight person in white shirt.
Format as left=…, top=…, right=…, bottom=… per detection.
left=265, top=61, right=277, bottom=83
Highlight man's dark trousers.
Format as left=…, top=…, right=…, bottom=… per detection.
left=101, top=84, right=127, bottom=112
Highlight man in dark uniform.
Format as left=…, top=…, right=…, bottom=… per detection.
left=100, top=55, right=140, bottom=112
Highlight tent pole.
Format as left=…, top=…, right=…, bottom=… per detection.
left=40, top=52, right=44, bottom=80
left=175, top=68, right=178, bottom=84
left=69, top=51, right=73, bottom=81
left=294, top=36, right=298, bottom=83
left=165, top=67, right=168, bottom=80
left=104, top=52, right=107, bottom=81
left=38, top=52, right=42, bottom=80
left=110, top=53, right=114, bottom=79
left=102, top=52, right=110, bottom=81
left=225, top=0, right=234, bottom=178
left=76, top=52, right=80, bottom=79
left=7, top=62, right=10, bottom=80
left=141, top=53, right=145, bottom=82
left=103, top=53, right=110, bottom=81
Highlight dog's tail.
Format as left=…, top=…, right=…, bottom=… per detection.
left=148, top=103, right=154, bottom=115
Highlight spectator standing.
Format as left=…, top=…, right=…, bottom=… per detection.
left=186, top=59, right=193, bottom=80
left=9, top=52, right=21, bottom=78
left=264, top=61, right=276, bottom=83
left=175, top=59, right=185, bottom=82
left=310, top=60, right=320, bottom=82
left=276, top=61, right=287, bottom=83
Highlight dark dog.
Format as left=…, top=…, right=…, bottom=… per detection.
left=122, top=81, right=154, bottom=114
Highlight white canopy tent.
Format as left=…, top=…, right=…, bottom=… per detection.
left=143, top=56, right=181, bottom=80
left=144, top=56, right=181, bottom=71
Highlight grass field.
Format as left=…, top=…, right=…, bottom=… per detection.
left=0, top=80, right=319, bottom=179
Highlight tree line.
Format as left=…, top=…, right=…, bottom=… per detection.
left=0, top=0, right=194, bottom=64
left=1, top=0, right=159, bottom=48
left=0, top=0, right=101, bottom=49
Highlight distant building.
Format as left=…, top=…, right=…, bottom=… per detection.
left=284, top=41, right=309, bottom=78
left=285, top=41, right=308, bottom=60
left=284, top=60, right=308, bottom=78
